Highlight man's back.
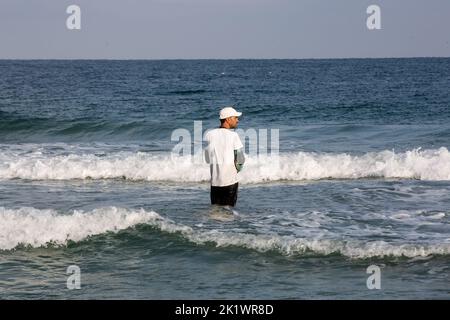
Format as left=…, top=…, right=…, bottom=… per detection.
left=205, top=128, right=243, bottom=187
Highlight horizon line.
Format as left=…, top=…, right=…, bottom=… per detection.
left=1, top=56, right=450, bottom=61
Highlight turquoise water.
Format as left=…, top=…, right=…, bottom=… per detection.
left=0, top=59, right=449, bottom=299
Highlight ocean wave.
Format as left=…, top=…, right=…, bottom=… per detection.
left=146, top=216, right=450, bottom=258
left=183, top=232, right=450, bottom=259
left=1, top=147, right=450, bottom=182
left=0, top=113, right=53, bottom=133
left=0, top=206, right=160, bottom=251
left=0, top=116, right=160, bottom=139
left=1, top=206, right=449, bottom=259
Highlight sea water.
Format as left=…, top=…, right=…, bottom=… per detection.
left=0, top=59, right=449, bottom=299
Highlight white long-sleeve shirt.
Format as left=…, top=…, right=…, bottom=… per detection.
left=204, top=128, right=244, bottom=187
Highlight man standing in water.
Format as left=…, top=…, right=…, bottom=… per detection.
left=204, top=106, right=245, bottom=207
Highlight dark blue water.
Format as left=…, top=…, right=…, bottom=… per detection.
left=0, top=59, right=449, bottom=299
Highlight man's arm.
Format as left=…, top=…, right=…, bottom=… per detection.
left=234, top=148, right=245, bottom=172
left=204, top=132, right=210, bottom=164
left=204, top=144, right=210, bottom=164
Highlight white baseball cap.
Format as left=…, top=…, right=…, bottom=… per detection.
left=219, top=106, right=242, bottom=119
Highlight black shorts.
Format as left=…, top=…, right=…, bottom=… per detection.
left=210, top=183, right=239, bottom=207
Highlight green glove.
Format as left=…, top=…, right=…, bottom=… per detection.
left=234, top=149, right=245, bottom=173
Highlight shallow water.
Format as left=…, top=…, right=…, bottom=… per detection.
left=1, top=59, right=449, bottom=299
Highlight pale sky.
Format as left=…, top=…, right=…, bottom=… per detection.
left=0, top=0, right=449, bottom=59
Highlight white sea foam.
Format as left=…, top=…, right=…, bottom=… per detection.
left=1, top=206, right=449, bottom=258
left=167, top=228, right=450, bottom=259
left=0, top=206, right=161, bottom=250
left=1, top=147, right=450, bottom=182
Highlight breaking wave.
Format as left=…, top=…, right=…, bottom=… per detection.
left=1, top=206, right=449, bottom=259
left=1, top=147, right=450, bottom=182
